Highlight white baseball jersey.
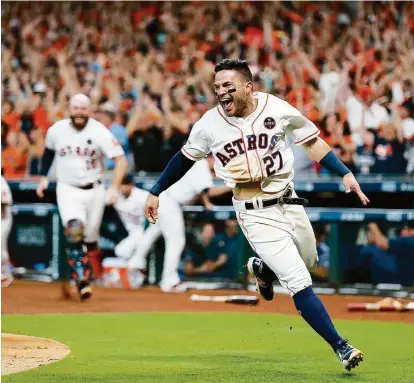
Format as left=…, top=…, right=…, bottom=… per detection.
left=1, top=176, right=13, bottom=255
left=181, top=92, right=319, bottom=193
left=165, top=159, right=213, bottom=205
left=1, top=176, right=13, bottom=206
left=45, top=118, right=125, bottom=185
left=1, top=176, right=13, bottom=278
left=115, top=187, right=148, bottom=233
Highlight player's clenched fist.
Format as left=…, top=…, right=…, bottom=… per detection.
left=145, top=193, right=159, bottom=224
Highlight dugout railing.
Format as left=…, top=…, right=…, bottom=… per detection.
left=7, top=203, right=414, bottom=298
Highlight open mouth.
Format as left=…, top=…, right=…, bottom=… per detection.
left=221, top=98, right=234, bottom=112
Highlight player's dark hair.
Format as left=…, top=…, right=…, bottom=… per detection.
left=121, top=174, right=134, bottom=185
left=214, top=59, right=253, bottom=83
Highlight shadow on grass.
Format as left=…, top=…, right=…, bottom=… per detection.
left=319, top=370, right=370, bottom=383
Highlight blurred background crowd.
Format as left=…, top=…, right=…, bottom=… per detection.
left=2, top=1, right=414, bottom=178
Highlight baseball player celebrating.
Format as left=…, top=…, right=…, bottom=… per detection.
left=115, top=159, right=216, bottom=292
left=37, top=94, right=127, bottom=300
left=145, top=59, right=369, bottom=370
left=1, top=175, right=14, bottom=287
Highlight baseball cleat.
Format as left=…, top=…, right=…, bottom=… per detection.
left=247, top=257, right=276, bottom=301
left=77, top=280, right=92, bottom=301
left=161, top=282, right=187, bottom=293
left=336, top=340, right=364, bottom=371
left=1, top=276, right=14, bottom=288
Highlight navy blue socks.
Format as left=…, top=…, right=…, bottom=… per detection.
left=293, top=286, right=344, bottom=351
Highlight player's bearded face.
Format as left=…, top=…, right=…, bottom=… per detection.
left=70, top=104, right=90, bottom=129
left=214, top=71, right=251, bottom=117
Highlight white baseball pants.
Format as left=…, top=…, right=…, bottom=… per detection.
left=56, top=182, right=106, bottom=243
left=114, top=227, right=145, bottom=260
left=1, top=213, right=13, bottom=280
left=233, top=190, right=318, bottom=296
left=128, top=194, right=185, bottom=289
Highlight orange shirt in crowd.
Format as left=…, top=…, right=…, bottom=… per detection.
left=32, top=106, right=50, bottom=134
left=1, top=146, right=28, bottom=177
left=305, top=108, right=320, bottom=123
left=1, top=112, right=20, bottom=132
left=320, top=132, right=353, bottom=148
left=165, top=60, right=182, bottom=73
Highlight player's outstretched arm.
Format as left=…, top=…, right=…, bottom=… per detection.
left=303, top=137, right=370, bottom=205
left=144, top=151, right=196, bottom=223
left=36, top=148, right=55, bottom=198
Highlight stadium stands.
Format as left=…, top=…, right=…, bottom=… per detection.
left=2, top=1, right=414, bottom=176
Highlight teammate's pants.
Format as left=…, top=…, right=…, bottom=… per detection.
left=57, top=182, right=106, bottom=281
left=115, top=227, right=145, bottom=260
left=1, top=213, right=13, bottom=280
left=233, top=189, right=318, bottom=296
left=57, top=182, right=106, bottom=243
left=128, top=194, right=185, bottom=289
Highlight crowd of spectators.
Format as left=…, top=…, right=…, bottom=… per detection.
left=2, top=1, right=414, bottom=178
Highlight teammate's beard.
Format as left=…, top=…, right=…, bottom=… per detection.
left=70, top=116, right=89, bottom=130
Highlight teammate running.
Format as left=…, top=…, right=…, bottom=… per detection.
left=37, top=94, right=127, bottom=300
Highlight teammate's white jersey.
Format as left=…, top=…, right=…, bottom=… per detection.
left=1, top=176, right=13, bottom=206
left=45, top=118, right=125, bottom=185
left=115, top=187, right=148, bottom=233
left=1, top=176, right=13, bottom=283
left=182, top=92, right=319, bottom=193
left=165, top=159, right=213, bottom=205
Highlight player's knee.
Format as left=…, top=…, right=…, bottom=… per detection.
left=290, top=272, right=312, bottom=296
left=65, top=219, right=84, bottom=244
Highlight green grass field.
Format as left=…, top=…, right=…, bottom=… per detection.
left=2, top=312, right=414, bottom=383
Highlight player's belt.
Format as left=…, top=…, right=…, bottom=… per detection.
left=244, top=189, right=309, bottom=210
left=76, top=180, right=102, bottom=190
left=245, top=197, right=308, bottom=210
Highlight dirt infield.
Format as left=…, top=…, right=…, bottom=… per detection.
left=1, top=333, right=70, bottom=375
left=2, top=280, right=413, bottom=323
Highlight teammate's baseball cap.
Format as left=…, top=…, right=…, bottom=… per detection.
left=121, top=174, right=134, bottom=185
